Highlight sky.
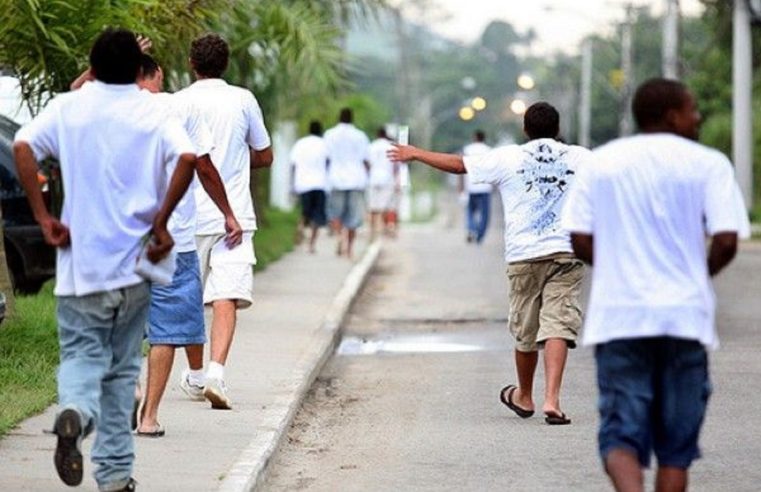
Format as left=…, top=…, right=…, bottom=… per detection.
left=410, top=0, right=705, bottom=55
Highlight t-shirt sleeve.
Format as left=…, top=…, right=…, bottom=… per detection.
left=704, top=154, right=751, bottom=238
left=462, top=146, right=512, bottom=186
left=244, top=93, right=271, bottom=150
left=14, top=100, right=60, bottom=161
left=561, top=152, right=595, bottom=234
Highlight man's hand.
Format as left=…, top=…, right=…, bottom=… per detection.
left=137, top=35, right=152, bottom=53
left=224, top=215, right=243, bottom=248
left=39, top=215, right=70, bottom=247
left=387, top=144, right=417, bottom=163
left=146, top=226, right=174, bottom=264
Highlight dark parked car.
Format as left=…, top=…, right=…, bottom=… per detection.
left=0, top=114, right=57, bottom=293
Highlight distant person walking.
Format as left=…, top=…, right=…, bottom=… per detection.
left=290, top=120, right=329, bottom=253
left=367, top=127, right=398, bottom=239
left=562, top=78, right=749, bottom=492
left=389, top=102, right=590, bottom=425
left=13, top=29, right=196, bottom=490
left=461, top=130, right=492, bottom=244
left=175, top=33, right=273, bottom=410
left=324, top=108, right=370, bottom=259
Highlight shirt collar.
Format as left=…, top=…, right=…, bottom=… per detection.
left=90, top=80, right=140, bottom=92
left=190, top=78, right=228, bottom=88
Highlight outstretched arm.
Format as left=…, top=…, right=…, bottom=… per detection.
left=387, top=144, right=466, bottom=174
left=196, top=154, right=242, bottom=248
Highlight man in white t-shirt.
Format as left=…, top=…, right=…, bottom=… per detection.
left=175, top=33, right=273, bottom=410
left=290, top=120, right=329, bottom=253
left=389, top=102, right=590, bottom=426
left=460, top=130, right=492, bottom=244
left=367, top=127, right=398, bottom=239
left=13, top=29, right=196, bottom=491
left=324, top=108, right=370, bottom=259
left=562, top=79, right=749, bottom=492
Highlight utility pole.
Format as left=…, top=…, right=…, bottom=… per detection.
left=619, top=4, right=634, bottom=136
left=733, top=0, right=753, bottom=209
left=579, top=38, right=593, bottom=148
left=662, top=0, right=680, bottom=79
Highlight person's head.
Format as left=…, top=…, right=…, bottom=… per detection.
left=309, top=120, right=323, bottom=136
left=89, top=28, right=142, bottom=84
left=474, top=130, right=486, bottom=142
left=632, top=78, right=701, bottom=140
left=190, top=33, right=230, bottom=79
left=137, top=54, right=163, bottom=93
left=523, top=102, right=560, bottom=140
left=377, top=127, right=388, bottom=139
left=339, top=108, right=353, bottom=124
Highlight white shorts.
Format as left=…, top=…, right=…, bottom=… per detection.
left=367, top=185, right=396, bottom=212
left=196, top=232, right=255, bottom=309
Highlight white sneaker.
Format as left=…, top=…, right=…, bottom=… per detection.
left=203, top=377, right=232, bottom=410
left=179, top=369, right=205, bottom=402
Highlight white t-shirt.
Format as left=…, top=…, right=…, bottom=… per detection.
left=175, top=79, right=271, bottom=235
left=290, top=134, right=328, bottom=193
left=462, top=142, right=492, bottom=194
left=367, top=137, right=395, bottom=187
left=15, top=81, right=194, bottom=296
left=561, top=133, right=751, bottom=348
left=324, top=123, right=370, bottom=190
left=464, top=138, right=591, bottom=263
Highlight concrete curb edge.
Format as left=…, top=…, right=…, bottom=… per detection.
left=217, top=240, right=383, bottom=492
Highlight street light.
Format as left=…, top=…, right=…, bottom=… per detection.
left=471, top=97, right=487, bottom=111
left=517, top=74, right=535, bottom=90
left=459, top=106, right=475, bottom=121
left=510, top=99, right=527, bottom=115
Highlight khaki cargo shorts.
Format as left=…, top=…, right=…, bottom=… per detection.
left=506, top=253, right=584, bottom=352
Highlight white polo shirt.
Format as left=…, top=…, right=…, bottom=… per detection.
left=367, top=137, right=395, bottom=187
left=15, top=81, right=194, bottom=296
left=462, top=142, right=493, bottom=194
left=464, top=138, right=591, bottom=263
left=290, top=134, right=328, bottom=193
left=324, top=123, right=370, bottom=190
left=561, top=133, right=751, bottom=348
left=175, top=79, right=271, bottom=235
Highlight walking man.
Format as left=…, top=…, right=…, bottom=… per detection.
left=290, top=120, right=329, bottom=253
left=324, top=108, right=370, bottom=259
left=389, top=102, right=590, bottom=425
left=13, top=29, right=196, bottom=490
left=367, top=127, right=398, bottom=239
left=461, top=130, right=492, bottom=244
left=175, top=33, right=273, bottom=409
left=562, top=78, right=749, bottom=492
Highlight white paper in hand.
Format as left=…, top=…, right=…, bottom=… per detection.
left=135, top=238, right=177, bottom=286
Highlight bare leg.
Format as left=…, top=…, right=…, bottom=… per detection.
left=137, top=345, right=175, bottom=432
left=184, top=344, right=203, bottom=370
left=332, top=220, right=344, bottom=255
left=210, top=300, right=236, bottom=365
left=369, top=212, right=380, bottom=240
left=542, top=338, right=569, bottom=415
left=513, top=349, right=538, bottom=411
left=346, top=228, right=357, bottom=260
left=605, top=449, right=645, bottom=492
left=308, top=225, right=319, bottom=254
left=655, top=467, right=687, bottom=492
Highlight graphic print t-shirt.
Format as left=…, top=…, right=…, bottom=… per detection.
left=463, top=138, right=591, bottom=263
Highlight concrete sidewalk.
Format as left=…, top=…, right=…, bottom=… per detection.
left=0, top=234, right=381, bottom=492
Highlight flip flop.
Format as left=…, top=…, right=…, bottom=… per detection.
left=134, top=424, right=165, bottom=438
left=499, top=385, right=534, bottom=418
left=544, top=411, right=571, bottom=425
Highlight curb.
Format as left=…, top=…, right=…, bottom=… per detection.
left=217, top=240, right=383, bottom=492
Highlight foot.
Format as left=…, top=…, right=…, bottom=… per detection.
left=179, top=369, right=205, bottom=401
left=203, top=377, right=232, bottom=410
left=53, top=408, right=84, bottom=486
left=499, top=385, right=535, bottom=418
left=134, top=422, right=166, bottom=437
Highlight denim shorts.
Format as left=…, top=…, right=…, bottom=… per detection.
left=147, top=251, right=206, bottom=345
left=595, top=336, right=711, bottom=469
left=328, top=189, right=364, bottom=230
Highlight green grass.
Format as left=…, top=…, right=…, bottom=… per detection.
left=0, top=207, right=299, bottom=437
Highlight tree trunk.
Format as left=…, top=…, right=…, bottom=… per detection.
left=0, top=202, right=15, bottom=317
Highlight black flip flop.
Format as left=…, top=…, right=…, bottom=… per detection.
left=134, top=424, right=165, bottom=438
left=499, top=385, right=534, bottom=418
left=544, top=411, right=571, bottom=425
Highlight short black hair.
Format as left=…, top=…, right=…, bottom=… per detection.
left=309, top=120, right=323, bottom=136
left=377, top=127, right=388, bottom=139
left=89, top=28, right=142, bottom=84
left=632, top=78, right=689, bottom=130
left=190, top=33, right=229, bottom=78
left=523, top=102, right=559, bottom=139
left=140, top=54, right=160, bottom=79
left=474, top=129, right=486, bottom=142
left=339, top=108, right=353, bottom=123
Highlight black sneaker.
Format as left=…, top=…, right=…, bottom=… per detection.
left=53, top=408, right=84, bottom=486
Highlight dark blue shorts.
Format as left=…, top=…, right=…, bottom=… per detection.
left=595, top=336, right=711, bottom=469
left=299, top=190, right=327, bottom=227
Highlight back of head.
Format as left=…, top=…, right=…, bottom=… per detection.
left=309, top=120, right=323, bottom=136
left=632, top=78, right=688, bottom=131
left=339, top=108, right=353, bottom=124
left=139, top=54, right=160, bottom=79
left=474, top=130, right=486, bottom=142
left=523, top=102, right=559, bottom=140
left=190, top=33, right=230, bottom=78
left=89, top=28, right=142, bottom=84
left=377, top=127, right=388, bottom=139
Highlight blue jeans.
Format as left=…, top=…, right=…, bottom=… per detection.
left=56, top=282, right=150, bottom=491
left=467, top=192, right=491, bottom=243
